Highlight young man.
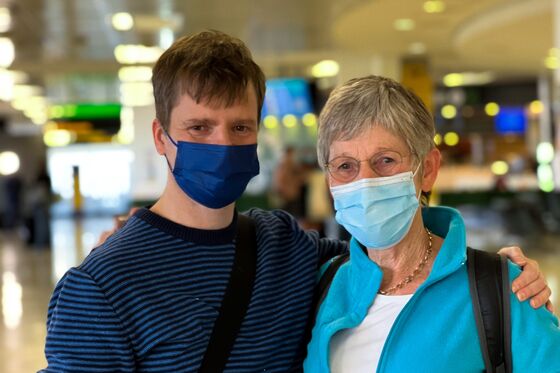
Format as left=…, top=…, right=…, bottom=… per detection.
left=41, top=30, right=552, bottom=372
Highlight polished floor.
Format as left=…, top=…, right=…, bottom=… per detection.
left=0, top=216, right=559, bottom=373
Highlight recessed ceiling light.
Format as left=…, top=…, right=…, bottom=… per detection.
left=394, top=19, right=415, bottom=31
left=424, top=1, right=446, bottom=14
left=0, top=7, right=11, bottom=33
left=112, top=12, right=134, bottom=31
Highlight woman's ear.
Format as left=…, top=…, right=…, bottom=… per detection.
left=421, top=147, right=441, bottom=192
left=152, top=119, right=166, bottom=155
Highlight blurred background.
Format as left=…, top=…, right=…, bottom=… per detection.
left=1, top=0, right=560, bottom=371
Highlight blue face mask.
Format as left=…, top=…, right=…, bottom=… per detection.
left=330, top=166, right=421, bottom=250
left=164, top=132, right=260, bottom=209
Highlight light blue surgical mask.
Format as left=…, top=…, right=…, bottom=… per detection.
left=330, top=165, right=422, bottom=250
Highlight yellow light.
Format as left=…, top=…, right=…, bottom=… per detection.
left=119, top=82, right=154, bottom=107
left=263, top=115, right=278, bottom=129
left=545, top=56, right=560, bottom=70
left=443, top=132, right=459, bottom=146
left=13, top=84, right=42, bottom=98
left=43, top=129, right=73, bottom=147
left=0, top=37, right=15, bottom=68
left=118, top=66, right=152, bottom=82
left=441, top=104, right=457, bottom=119
left=394, top=18, right=415, bottom=31
left=302, top=113, right=317, bottom=127
left=311, top=60, right=340, bottom=78
left=117, top=107, right=135, bottom=144
left=282, top=114, right=297, bottom=128
left=443, top=73, right=463, bottom=87
left=423, top=1, right=446, bottom=13
left=112, top=12, right=134, bottom=31
left=529, top=100, right=544, bottom=115
left=114, top=44, right=164, bottom=64
left=491, top=161, right=509, bottom=176
left=536, top=142, right=554, bottom=164
left=0, top=151, right=20, bottom=175
left=434, top=133, right=442, bottom=145
left=485, top=102, right=500, bottom=116
left=0, top=7, right=11, bottom=33
left=0, top=69, right=14, bottom=101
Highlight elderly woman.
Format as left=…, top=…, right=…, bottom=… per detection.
left=304, top=75, right=560, bottom=372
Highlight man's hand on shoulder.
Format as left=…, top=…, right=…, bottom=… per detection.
left=498, top=246, right=554, bottom=313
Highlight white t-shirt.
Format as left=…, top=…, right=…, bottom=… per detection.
left=329, top=294, right=413, bottom=372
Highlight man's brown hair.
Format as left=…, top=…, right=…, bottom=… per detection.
left=152, top=30, right=266, bottom=130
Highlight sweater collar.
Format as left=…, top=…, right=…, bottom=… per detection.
left=134, top=207, right=238, bottom=245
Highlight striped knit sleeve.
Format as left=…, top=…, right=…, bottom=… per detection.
left=39, top=268, right=135, bottom=372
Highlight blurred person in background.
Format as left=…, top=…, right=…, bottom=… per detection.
left=273, top=146, right=308, bottom=219
left=2, top=172, right=23, bottom=229
left=41, top=31, right=553, bottom=372
left=304, top=76, right=560, bottom=372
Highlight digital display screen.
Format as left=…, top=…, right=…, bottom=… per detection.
left=261, top=78, right=314, bottom=118
left=495, top=107, right=526, bottom=135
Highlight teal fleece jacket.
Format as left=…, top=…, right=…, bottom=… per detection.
left=304, top=206, right=560, bottom=372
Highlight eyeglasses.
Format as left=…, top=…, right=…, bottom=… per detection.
left=325, top=150, right=412, bottom=183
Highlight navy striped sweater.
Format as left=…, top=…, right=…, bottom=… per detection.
left=40, top=208, right=346, bottom=372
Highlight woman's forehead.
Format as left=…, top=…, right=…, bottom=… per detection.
left=329, top=126, right=409, bottom=157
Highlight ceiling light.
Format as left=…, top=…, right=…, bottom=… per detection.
left=485, top=102, right=500, bottom=116
left=311, top=60, right=340, bottom=78
left=536, top=142, right=554, bottom=164
left=263, top=115, right=278, bottom=129
left=43, top=129, right=73, bottom=147
left=112, top=12, right=134, bottom=31
left=282, top=114, right=297, bottom=128
left=443, top=72, right=494, bottom=87
left=441, top=105, right=457, bottom=119
left=0, top=151, right=20, bottom=175
left=529, top=100, right=544, bottom=115
left=491, top=161, right=509, bottom=176
left=0, top=37, right=15, bottom=68
left=118, top=66, right=153, bottom=82
left=394, top=19, right=415, bottom=31
left=423, top=1, right=446, bottom=14
left=443, top=132, right=459, bottom=146
left=302, top=113, right=317, bottom=127
left=0, top=7, right=11, bottom=33
left=114, top=44, right=164, bottom=64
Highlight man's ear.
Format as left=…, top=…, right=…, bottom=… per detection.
left=421, top=147, right=441, bottom=192
left=152, top=119, right=166, bottom=155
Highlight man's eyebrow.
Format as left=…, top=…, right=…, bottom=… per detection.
left=181, top=118, right=217, bottom=126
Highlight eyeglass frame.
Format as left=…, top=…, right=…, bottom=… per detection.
left=324, top=150, right=419, bottom=183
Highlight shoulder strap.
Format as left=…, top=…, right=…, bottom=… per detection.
left=466, top=247, right=512, bottom=373
left=198, top=214, right=257, bottom=373
left=314, top=252, right=350, bottom=316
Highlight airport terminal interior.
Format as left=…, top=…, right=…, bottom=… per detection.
left=0, top=0, right=560, bottom=371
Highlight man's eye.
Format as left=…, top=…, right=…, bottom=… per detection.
left=234, top=125, right=248, bottom=132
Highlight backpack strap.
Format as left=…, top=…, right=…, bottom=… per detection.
left=466, top=247, right=512, bottom=373
left=314, top=252, right=350, bottom=317
left=198, top=214, right=257, bottom=373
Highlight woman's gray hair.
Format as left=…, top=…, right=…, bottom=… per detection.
left=317, top=75, right=435, bottom=169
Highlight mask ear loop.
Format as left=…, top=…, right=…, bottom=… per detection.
left=160, top=125, right=178, bottom=172
left=412, top=161, right=423, bottom=201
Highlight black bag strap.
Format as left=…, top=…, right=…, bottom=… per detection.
left=198, top=214, right=257, bottom=373
left=467, top=247, right=512, bottom=373
left=314, top=253, right=350, bottom=317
